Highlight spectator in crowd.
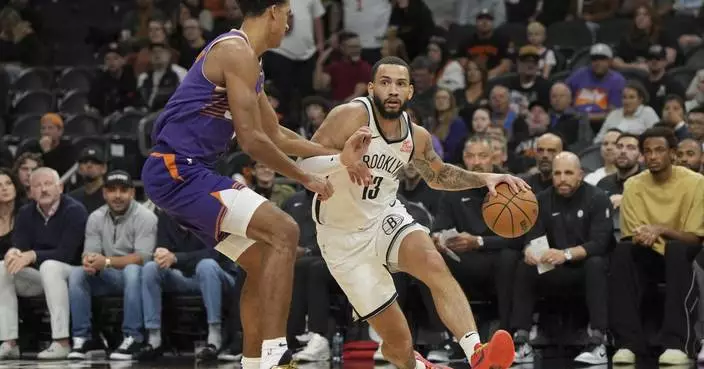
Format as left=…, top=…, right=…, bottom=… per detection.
left=511, top=102, right=552, bottom=173
left=398, top=163, right=438, bottom=216
left=686, top=70, right=704, bottom=111
left=596, top=133, right=642, bottom=239
left=88, top=43, right=142, bottom=116
left=340, top=0, right=391, bottom=64
left=644, top=45, right=686, bottom=115
left=613, top=5, right=677, bottom=70
left=68, top=146, right=108, bottom=214
left=585, top=129, right=622, bottom=185
left=264, top=0, right=325, bottom=117
left=132, top=18, right=179, bottom=78
left=526, top=21, right=556, bottom=79
left=138, top=42, right=187, bottom=111
left=661, top=95, right=691, bottom=140
left=431, top=88, right=467, bottom=162
left=548, top=83, right=593, bottom=153
left=250, top=162, right=295, bottom=208
left=431, top=136, right=522, bottom=336
left=507, top=45, right=552, bottom=111
left=298, top=96, right=331, bottom=139
left=610, top=127, right=704, bottom=365
left=181, top=0, right=214, bottom=33
left=489, top=134, right=509, bottom=170
left=177, top=18, right=207, bottom=69
left=0, top=167, right=88, bottom=359
left=380, top=28, right=409, bottom=62
left=523, top=132, right=563, bottom=193
left=283, top=190, right=337, bottom=361
left=211, top=0, right=243, bottom=36
left=314, top=32, right=371, bottom=103
left=69, top=171, right=158, bottom=361
left=455, top=0, right=506, bottom=26
left=408, top=56, right=439, bottom=124
left=454, top=59, right=487, bottom=115
left=121, top=0, right=166, bottom=44
left=388, top=0, right=435, bottom=61
left=676, top=138, right=703, bottom=173
left=594, top=81, right=659, bottom=143
left=570, top=0, right=619, bottom=22
left=470, top=106, right=492, bottom=136
left=35, top=113, right=75, bottom=176
left=489, top=85, right=518, bottom=134
left=566, top=43, right=626, bottom=130
left=0, top=6, right=44, bottom=67
left=12, top=152, right=41, bottom=201
left=513, top=152, right=613, bottom=365
left=688, top=106, right=704, bottom=142
left=458, top=9, right=512, bottom=78
left=426, top=36, right=464, bottom=92
left=141, top=211, right=235, bottom=360
left=0, top=169, right=21, bottom=259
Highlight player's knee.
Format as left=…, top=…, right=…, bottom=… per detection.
left=423, top=248, right=449, bottom=277
left=268, top=214, right=299, bottom=254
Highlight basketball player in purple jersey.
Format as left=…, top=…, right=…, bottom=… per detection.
left=141, top=1, right=371, bottom=369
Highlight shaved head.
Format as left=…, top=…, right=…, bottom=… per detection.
left=554, top=151, right=581, bottom=168
left=535, top=133, right=564, bottom=177
left=552, top=151, right=583, bottom=197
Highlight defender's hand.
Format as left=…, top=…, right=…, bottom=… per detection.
left=303, top=174, right=334, bottom=200
left=341, top=127, right=372, bottom=186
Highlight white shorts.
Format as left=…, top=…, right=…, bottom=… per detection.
left=316, top=201, right=429, bottom=321
left=213, top=187, right=268, bottom=262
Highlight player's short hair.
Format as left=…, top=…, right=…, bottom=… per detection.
left=464, top=135, right=493, bottom=150
left=371, top=56, right=410, bottom=81
left=240, top=0, right=287, bottom=17
left=639, top=126, right=678, bottom=152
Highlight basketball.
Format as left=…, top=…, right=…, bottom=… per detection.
left=482, top=183, right=539, bottom=238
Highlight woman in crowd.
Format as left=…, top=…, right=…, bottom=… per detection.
left=0, top=168, right=23, bottom=260
left=430, top=88, right=468, bottom=163
left=613, top=4, right=677, bottom=70
left=594, top=80, right=660, bottom=142
left=11, top=152, right=41, bottom=202
left=426, top=36, right=465, bottom=92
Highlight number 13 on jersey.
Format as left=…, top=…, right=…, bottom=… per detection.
left=362, top=176, right=383, bottom=200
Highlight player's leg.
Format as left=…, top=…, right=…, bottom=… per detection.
left=366, top=302, right=416, bottom=369
left=232, top=242, right=264, bottom=369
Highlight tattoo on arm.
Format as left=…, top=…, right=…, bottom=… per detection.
left=411, top=134, right=485, bottom=191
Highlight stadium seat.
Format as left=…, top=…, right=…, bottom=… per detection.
left=108, top=134, right=144, bottom=178
left=12, top=90, right=55, bottom=115
left=106, top=110, right=145, bottom=136
left=59, top=89, right=89, bottom=114
left=72, top=135, right=109, bottom=156
left=15, top=137, right=40, bottom=157
left=549, top=70, right=571, bottom=84
left=137, top=111, right=160, bottom=157
left=497, top=22, right=528, bottom=47
left=617, top=68, right=649, bottom=87
left=64, top=113, right=104, bottom=137
left=57, top=67, right=93, bottom=93
left=595, top=18, right=631, bottom=46
left=685, top=44, right=704, bottom=70
left=11, top=67, right=53, bottom=92
left=10, top=114, right=42, bottom=139
left=0, top=68, right=9, bottom=116
left=662, top=14, right=698, bottom=40
left=578, top=144, right=604, bottom=173
left=547, top=21, right=593, bottom=50
left=665, top=67, right=697, bottom=92
left=568, top=46, right=592, bottom=70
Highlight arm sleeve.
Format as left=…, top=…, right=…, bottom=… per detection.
left=609, top=75, right=625, bottom=108
left=35, top=205, right=88, bottom=266
left=619, top=179, right=641, bottom=239
left=581, top=191, right=614, bottom=256
left=296, top=155, right=344, bottom=176
left=83, top=212, right=103, bottom=256
left=11, top=208, right=31, bottom=252
left=133, top=210, right=158, bottom=262
left=682, top=176, right=704, bottom=237
left=431, top=193, right=455, bottom=232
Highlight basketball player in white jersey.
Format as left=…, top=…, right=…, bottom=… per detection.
left=296, top=56, right=529, bottom=369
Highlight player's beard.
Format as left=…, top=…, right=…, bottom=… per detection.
left=372, top=95, right=407, bottom=120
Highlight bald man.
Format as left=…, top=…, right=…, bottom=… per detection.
left=523, top=133, right=563, bottom=194
left=676, top=138, right=703, bottom=173
left=513, top=152, right=613, bottom=365
left=548, top=83, right=593, bottom=152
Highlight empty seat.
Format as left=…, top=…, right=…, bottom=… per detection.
left=568, top=46, right=592, bottom=70
left=12, top=90, right=55, bottom=115
left=665, top=67, right=696, bottom=92
left=579, top=144, right=604, bottom=173
left=547, top=21, right=593, bottom=50
left=497, top=22, right=528, bottom=47
left=59, top=90, right=89, bottom=114
left=137, top=111, right=160, bottom=156
left=57, top=67, right=93, bottom=93
left=106, top=110, right=145, bottom=136
left=108, top=135, right=143, bottom=179
left=685, top=44, right=704, bottom=70
left=12, top=67, right=53, bottom=92
left=64, top=113, right=104, bottom=137
left=11, top=114, right=42, bottom=139
left=596, top=18, right=631, bottom=46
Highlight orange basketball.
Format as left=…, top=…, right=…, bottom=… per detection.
left=482, top=183, right=539, bottom=238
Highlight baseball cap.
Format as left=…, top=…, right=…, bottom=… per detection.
left=646, top=44, right=667, bottom=60
left=101, top=42, right=126, bottom=58
left=590, top=43, right=613, bottom=59
left=104, top=170, right=133, bottom=188
left=40, top=113, right=63, bottom=129
left=518, top=45, right=541, bottom=61
left=78, top=146, right=106, bottom=164
left=476, top=8, right=494, bottom=20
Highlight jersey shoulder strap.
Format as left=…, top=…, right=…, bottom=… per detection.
left=351, top=96, right=379, bottom=135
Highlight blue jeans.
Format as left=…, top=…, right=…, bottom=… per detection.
left=69, top=264, right=144, bottom=341
left=142, top=259, right=235, bottom=329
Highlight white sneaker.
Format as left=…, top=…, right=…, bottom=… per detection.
left=37, top=341, right=70, bottom=360
left=658, top=349, right=690, bottom=365
left=574, top=344, right=607, bottom=365
left=514, top=343, right=534, bottom=364
left=612, top=348, right=636, bottom=364
left=0, top=342, right=19, bottom=360
left=373, top=344, right=385, bottom=361
left=293, top=333, right=330, bottom=362
left=697, top=341, right=704, bottom=363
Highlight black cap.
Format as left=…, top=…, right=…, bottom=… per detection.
left=78, top=146, right=106, bottom=164
left=476, top=8, right=494, bottom=20
left=105, top=170, right=133, bottom=188
left=101, top=42, right=126, bottom=57
left=647, top=44, right=667, bottom=60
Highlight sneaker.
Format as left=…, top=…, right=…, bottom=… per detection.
left=68, top=337, right=106, bottom=360
left=414, top=351, right=452, bottom=369
left=136, top=344, right=163, bottom=361
left=658, top=349, right=690, bottom=365
left=469, top=329, right=515, bottom=369
left=196, top=343, right=219, bottom=362
left=427, top=341, right=465, bottom=363
left=273, top=349, right=295, bottom=369
left=293, top=333, right=330, bottom=362
left=109, top=336, right=143, bottom=361
left=0, top=342, right=19, bottom=360
left=612, top=348, right=636, bottom=364
left=37, top=341, right=71, bottom=360
left=698, top=341, right=704, bottom=363
left=574, top=343, right=607, bottom=365
left=373, top=344, right=385, bottom=361
left=218, top=345, right=243, bottom=362
left=513, top=343, right=534, bottom=364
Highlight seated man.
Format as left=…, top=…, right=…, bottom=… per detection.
left=513, top=152, right=613, bottom=365
left=676, top=138, right=703, bottom=173
left=0, top=168, right=87, bottom=359
left=68, top=170, right=158, bottom=361
left=141, top=210, right=235, bottom=361
left=429, top=136, right=523, bottom=361
left=522, top=133, right=563, bottom=194
left=584, top=128, right=620, bottom=185
left=610, top=127, right=704, bottom=366
left=68, top=146, right=108, bottom=213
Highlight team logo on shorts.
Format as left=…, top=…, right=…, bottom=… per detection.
left=382, top=214, right=404, bottom=235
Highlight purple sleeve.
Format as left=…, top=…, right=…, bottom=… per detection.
left=608, top=72, right=626, bottom=108
left=441, top=117, right=468, bottom=161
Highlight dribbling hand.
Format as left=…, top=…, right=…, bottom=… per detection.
left=341, top=127, right=372, bottom=186
left=303, top=173, right=334, bottom=200
left=484, top=173, right=531, bottom=197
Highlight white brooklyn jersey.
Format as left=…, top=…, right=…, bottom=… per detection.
left=312, top=96, right=414, bottom=230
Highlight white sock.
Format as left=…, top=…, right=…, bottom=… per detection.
left=260, top=337, right=288, bottom=369
left=148, top=329, right=161, bottom=348
left=207, top=323, right=222, bottom=349
left=415, top=359, right=427, bottom=369
left=243, top=356, right=261, bottom=369
left=459, top=331, right=481, bottom=359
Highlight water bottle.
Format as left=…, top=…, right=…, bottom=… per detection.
left=331, top=331, right=344, bottom=363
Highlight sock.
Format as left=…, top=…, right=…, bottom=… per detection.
left=415, top=359, right=427, bottom=369
left=207, top=323, right=222, bottom=349
left=260, top=337, right=288, bottom=369
left=459, top=331, right=481, bottom=359
left=243, top=356, right=261, bottom=369
left=148, top=329, right=161, bottom=348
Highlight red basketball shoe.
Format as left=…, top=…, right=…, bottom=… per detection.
left=469, top=330, right=515, bottom=369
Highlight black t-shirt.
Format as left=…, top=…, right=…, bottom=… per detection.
left=616, top=30, right=677, bottom=64
left=643, top=74, right=687, bottom=115
left=42, top=140, right=76, bottom=176
left=458, top=32, right=511, bottom=71
left=505, top=75, right=552, bottom=108
left=505, top=0, right=538, bottom=23
left=68, top=186, right=106, bottom=214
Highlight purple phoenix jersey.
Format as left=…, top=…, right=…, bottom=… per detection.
left=142, top=29, right=265, bottom=247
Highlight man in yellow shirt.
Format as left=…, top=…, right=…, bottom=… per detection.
left=610, top=127, right=704, bottom=366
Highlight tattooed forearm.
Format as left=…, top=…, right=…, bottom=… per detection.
left=435, top=163, right=486, bottom=190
